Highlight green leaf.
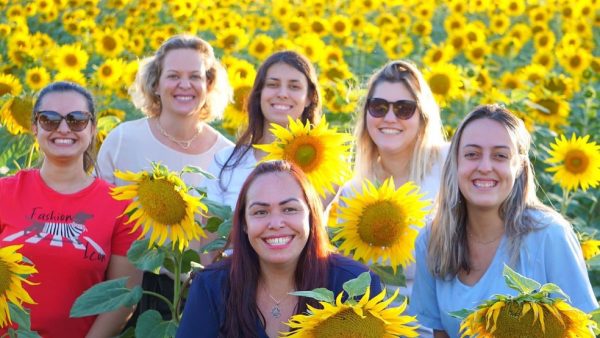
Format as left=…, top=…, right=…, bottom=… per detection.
left=119, top=326, right=136, bottom=338
left=590, top=308, right=600, bottom=335
left=135, top=310, right=179, bottom=338
left=8, top=303, right=40, bottom=337
left=217, top=218, right=232, bottom=237
left=8, top=303, right=32, bottom=330
left=369, top=264, right=406, bottom=286
left=70, top=278, right=143, bottom=317
left=291, top=288, right=335, bottom=303
left=127, top=239, right=166, bottom=272
left=181, top=165, right=216, bottom=179
left=199, top=238, right=227, bottom=253
left=205, top=216, right=223, bottom=233
left=342, top=272, right=371, bottom=299
left=449, top=308, right=472, bottom=320
left=538, top=283, right=570, bottom=301
left=503, top=264, right=540, bottom=294
left=181, top=249, right=200, bottom=274
left=203, top=198, right=232, bottom=220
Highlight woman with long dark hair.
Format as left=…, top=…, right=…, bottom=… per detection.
left=202, top=51, right=322, bottom=211
left=177, top=160, right=380, bottom=337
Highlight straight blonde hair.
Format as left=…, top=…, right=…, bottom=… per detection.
left=353, top=60, right=446, bottom=185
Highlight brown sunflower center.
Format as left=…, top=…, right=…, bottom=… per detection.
left=137, top=178, right=187, bottom=225
left=30, top=73, right=41, bottom=83
left=65, top=54, right=78, bottom=67
left=357, top=200, right=405, bottom=247
left=564, top=149, right=589, bottom=174
left=0, top=83, right=11, bottom=96
left=284, top=136, right=323, bottom=172
left=0, top=259, right=11, bottom=294
left=102, top=66, right=113, bottom=77
left=570, top=56, right=582, bottom=69
left=429, top=73, right=451, bottom=95
left=102, top=36, right=117, bottom=51
left=11, top=97, right=33, bottom=130
left=493, top=301, right=567, bottom=338
left=311, top=308, right=386, bottom=338
left=537, top=99, right=559, bottom=116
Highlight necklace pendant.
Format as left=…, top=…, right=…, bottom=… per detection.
left=271, top=304, right=281, bottom=318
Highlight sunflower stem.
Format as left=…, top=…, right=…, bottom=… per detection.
left=560, top=189, right=571, bottom=216
left=26, top=141, right=35, bottom=168
left=173, top=250, right=183, bottom=322
left=142, top=290, right=175, bottom=315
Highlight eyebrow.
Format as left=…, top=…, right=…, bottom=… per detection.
left=248, top=198, right=301, bottom=208
left=266, top=77, right=302, bottom=83
left=463, top=144, right=511, bottom=150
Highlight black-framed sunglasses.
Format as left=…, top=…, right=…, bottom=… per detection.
left=367, top=98, right=418, bottom=120
left=35, top=110, right=93, bottom=132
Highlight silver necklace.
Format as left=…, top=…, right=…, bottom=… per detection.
left=156, top=119, right=200, bottom=150
left=264, top=286, right=294, bottom=318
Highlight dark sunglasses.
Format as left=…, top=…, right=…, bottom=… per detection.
left=367, top=98, right=417, bottom=120
left=35, top=110, right=93, bottom=132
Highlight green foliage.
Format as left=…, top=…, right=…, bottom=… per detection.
left=5, top=304, right=40, bottom=338
left=135, top=310, right=178, bottom=338
left=342, top=271, right=372, bottom=300
left=70, top=277, right=143, bottom=317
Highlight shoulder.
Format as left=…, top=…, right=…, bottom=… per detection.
left=526, top=208, right=570, bottom=234
left=194, top=261, right=230, bottom=283
left=108, top=118, right=149, bottom=139
left=0, top=169, right=41, bottom=187
left=328, top=254, right=371, bottom=277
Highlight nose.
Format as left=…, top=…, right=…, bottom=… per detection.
left=178, top=77, right=191, bottom=89
left=277, top=86, right=289, bottom=98
left=56, top=118, right=71, bottom=133
left=383, top=106, right=396, bottom=122
left=477, top=155, right=493, bottom=173
left=267, top=214, right=285, bottom=230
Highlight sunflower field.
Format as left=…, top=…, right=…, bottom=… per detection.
left=0, top=0, right=599, bottom=328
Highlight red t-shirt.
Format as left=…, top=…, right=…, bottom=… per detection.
left=0, top=169, right=140, bottom=337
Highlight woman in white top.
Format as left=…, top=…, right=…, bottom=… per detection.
left=203, top=51, right=323, bottom=211
left=97, top=34, right=233, bottom=188
left=96, top=34, right=233, bottom=324
left=338, top=60, right=448, bottom=337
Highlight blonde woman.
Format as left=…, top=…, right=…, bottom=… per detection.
left=97, top=34, right=233, bottom=322
left=411, top=104, right=597, bottom=338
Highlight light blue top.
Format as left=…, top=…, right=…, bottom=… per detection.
left=410, top=209, right=598, bottom=338
left=201, top=146, right=257, bottom=211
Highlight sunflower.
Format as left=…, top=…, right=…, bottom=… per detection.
left=557, top=47, right=592, bottom=77
left=95, top=58, right=126, bottom=88
left=545, top=134, right=600, bottom=192
left=0, top=245, right=37, bottom=327
left=0, top=96, right=33, bottom=135
left=580, top=237, right=600, bottom=261
left=215, top=27, right=249, bottom=52
left=53, top=44, right=89, bottom=72
left=54, top=69, right=87, bottom=87
left=330, top=14, right=352, bottom=38
left=111, top=163, right=208, bottom=251
left=254, top=117, right=353, bottom=197
left=331, top=179, right=431, bottom=271
left=424, top=63, right=463, bottom=107
left=283, top=288, right=419, bottom=338
left=0, top=73, right=23, bottom=97
left=459, top=266, right=596, bottom=338
left=527, top=91, right=569, bottom=130
left=24, top=66, right=51, bottom=90
left=94, top=28, right=125, bottom=58
left=247, top=34, right=274, bottom=61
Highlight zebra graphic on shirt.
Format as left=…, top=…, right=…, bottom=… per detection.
left=2, top=211, right=105, bottom=255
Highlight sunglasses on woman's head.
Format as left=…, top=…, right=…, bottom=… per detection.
left=367, top=98, right=417, bottom=120
left=35, top=110, right=93, bottom=132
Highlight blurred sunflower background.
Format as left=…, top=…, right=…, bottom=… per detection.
left=0, top=0, right=599, bottom=305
